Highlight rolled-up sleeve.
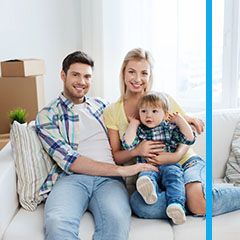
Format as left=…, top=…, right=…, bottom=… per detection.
left=35, top=108, right=80, bottom=174
left=121, top=134, right=140, bottom=151
left=171, top=126, right=196, bottom=146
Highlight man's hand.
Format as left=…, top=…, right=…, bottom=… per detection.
left=117, top=163, right=158, bottom=177
left=133, top=140, right=165, bottom=158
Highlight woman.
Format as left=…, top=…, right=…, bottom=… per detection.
left=103, top=48, right=240, bottom=218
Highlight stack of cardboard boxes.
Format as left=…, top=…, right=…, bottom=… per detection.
left=0, top=59, right=45, bottom=149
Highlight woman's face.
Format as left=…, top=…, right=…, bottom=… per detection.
left=124, top=60, right=151, bottom=94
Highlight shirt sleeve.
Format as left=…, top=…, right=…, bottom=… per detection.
left=121, top=134, right=140, bottom=150
left=103, top=103, right=119, bottom=130
left=171, top=124, right=196, bottom=146
left=35, top=107, right=80, bottom=174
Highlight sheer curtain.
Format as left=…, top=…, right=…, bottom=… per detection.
left=80, top=0, right=206, bottom=112
left=213, top=0, right=240, bottom=109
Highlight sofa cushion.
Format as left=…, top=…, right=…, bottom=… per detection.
left=10, top=121, right=53, bottom=211
left=173, top=216, right=205, bottom=240
left=212, top=210, right=240, bottom=240
left=3, top=204, right=175, bottom=240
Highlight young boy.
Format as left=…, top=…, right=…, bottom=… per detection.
left=122, top=92, right=195, bottom=224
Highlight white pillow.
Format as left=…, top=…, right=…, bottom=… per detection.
left=10, top=121, right=53, bottom=211
left=225, top=120, right=240, bottom=185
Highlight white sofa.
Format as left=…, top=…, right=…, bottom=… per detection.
left=0, top=109, right=240, bottom=240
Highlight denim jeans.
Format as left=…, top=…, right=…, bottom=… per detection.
left=44, top=174, right=131, bottom=240
left=212, top=183, right=240, bottom=216
left=138, top=163, right=185, bottom=207
left=130, top=155, right=240, bottom=218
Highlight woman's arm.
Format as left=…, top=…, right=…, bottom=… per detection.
left=183, top=114, right=205, bottom=134
left=146, top=143, right=189, bottom=165
left=108, top=129, right=164, bottom=164
left=167, top=94, right=204, bottom=134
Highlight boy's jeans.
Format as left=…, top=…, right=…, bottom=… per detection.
left=44, top=174, right=131, bottom=240
left=138, top=163, right=185, bottom=207
left=131, top=156, right=240, bottom=218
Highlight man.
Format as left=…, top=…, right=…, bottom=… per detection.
left=36, top=51, right=157, bottom=240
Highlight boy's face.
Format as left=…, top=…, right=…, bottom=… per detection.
left=139, top=105, right=166, bottom=128
left=61, top=63, right=92, bottom=104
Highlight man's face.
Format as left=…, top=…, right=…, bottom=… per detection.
left=61, top=63, right=92, bottom=104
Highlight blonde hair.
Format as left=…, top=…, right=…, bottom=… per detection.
left=138, top=92, right=169, bottom=113
left=119, top=48, right=154, bottom=98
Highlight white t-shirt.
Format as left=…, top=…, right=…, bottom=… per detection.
left=73, top=103, right=115, bottom=164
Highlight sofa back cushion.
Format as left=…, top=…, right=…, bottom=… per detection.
left=10, top=121, right=53, bottom=211
left=213, top=109, right=240, bottom=179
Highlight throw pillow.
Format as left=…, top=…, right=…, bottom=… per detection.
left=10, top=121, right=53, bottom=211
left=224, top=120, right=240, bottom=185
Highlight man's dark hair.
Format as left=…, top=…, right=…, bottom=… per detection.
left=62, top=51, right=94, bottom=74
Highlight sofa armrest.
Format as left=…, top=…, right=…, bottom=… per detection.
left=0, top=143, right=19, bottom=238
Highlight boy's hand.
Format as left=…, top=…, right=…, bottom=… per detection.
left=167, top=112, right=184, bottom=125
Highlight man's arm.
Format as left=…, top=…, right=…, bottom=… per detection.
left=70, top=155, right=158, bottom=177
left=36, top=107, right=158, bottom=177
left=35, top=108, right=80, bottom=174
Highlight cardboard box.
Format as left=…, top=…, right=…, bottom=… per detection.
left=0, top=76, right=45, bottom=133
left=0, top=134, right=9, bottom=150
left=1, top=59, right=45, bottom=77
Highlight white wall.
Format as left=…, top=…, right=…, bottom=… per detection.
left=0, top=0, right=82, bottom=104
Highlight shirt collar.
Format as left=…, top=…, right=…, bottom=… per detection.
left=58, top=92, right=93, bottom=110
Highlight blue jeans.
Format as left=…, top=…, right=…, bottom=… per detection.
left=130, top=156, right=240, bottom=218
left=44, top=174, right=131, bottom=240
left=138, top=163, right=185, bottom=207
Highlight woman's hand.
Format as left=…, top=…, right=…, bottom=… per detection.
left=146, top=152, right=178, bottom=165
left=183, top=115, right=205, bottom=134
left=146, top=144, right=188, bottom=165
left=133, top=140, right=165, bottom=158
left=117, top=163, right=158, bottom=177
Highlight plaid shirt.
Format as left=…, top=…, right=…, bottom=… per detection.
left=122, top=121, right=195, bottom=163
left=35, top=93, right=109, bottom=195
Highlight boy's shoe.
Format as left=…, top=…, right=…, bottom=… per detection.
left=166, top=203, right=186, bottom=225
left=136, top=176, right=157, bottom=204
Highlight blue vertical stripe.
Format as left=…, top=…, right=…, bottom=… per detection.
left=206, top=0, right=212, bottom=239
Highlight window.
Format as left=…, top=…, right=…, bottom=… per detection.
left=213, top=0, right=240, bottom=109
left=81, top=0, right=206, bottom=112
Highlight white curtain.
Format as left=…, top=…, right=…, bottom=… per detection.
left=80, top=0, right=206, bottom=112
left=213, top=0, right=240, bottom=109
